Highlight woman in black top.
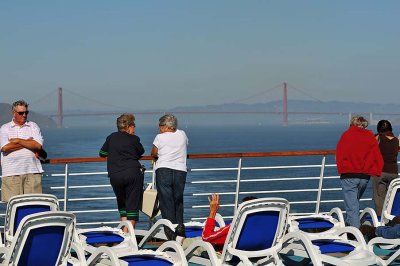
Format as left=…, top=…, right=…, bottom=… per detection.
left=373, top=120, right=399, bottom=216
left=100, top=113, right=145, bottom=228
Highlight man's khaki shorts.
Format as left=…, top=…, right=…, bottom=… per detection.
left=1, top=173, right=42, bottom=202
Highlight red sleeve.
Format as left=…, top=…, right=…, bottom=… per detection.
left=335, top=133, right=346, bottom=174
left=202, top=218, right=230, bottom=246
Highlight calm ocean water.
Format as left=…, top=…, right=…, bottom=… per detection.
left=4, top=122, right=398, bottom=227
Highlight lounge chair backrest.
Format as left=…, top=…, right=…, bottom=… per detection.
left=4, top=194, right=60, bottom=243
left=222, top=198, right=289, bottom=262
left=236, top=210, right=280, bottom=250
left=382, top=179, right=400, bottom=223
left=4, top=211, right=76, bottom=266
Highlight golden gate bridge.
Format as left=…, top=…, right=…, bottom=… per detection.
left=30, top=83, right=400, bottom=128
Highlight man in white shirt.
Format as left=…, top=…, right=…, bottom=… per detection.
left=0, top=100, right=44, bottom=202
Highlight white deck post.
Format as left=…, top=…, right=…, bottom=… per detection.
left=234, top=158, right=242, bottom=214
left=63, top=163, right=69, bottom=211
left=315, top=155, right=326, bottom=213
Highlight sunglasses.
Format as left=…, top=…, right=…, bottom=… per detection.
left=16, top=111, right=29, bottom=116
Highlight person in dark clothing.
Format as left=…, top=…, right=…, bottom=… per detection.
left=360, top=216, right=400, bottom=241
left=373, top=120, right=399, bottom=216
left=99, top=113, right=145, bottom=229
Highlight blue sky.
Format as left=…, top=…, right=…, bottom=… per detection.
left=1, top=1, right=399, bottom=112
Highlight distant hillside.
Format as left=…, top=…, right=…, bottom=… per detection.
left=169, top=100, right=400, bottom=114
left=0, top=103, right=57, bottom=128
left=166, top=100, right=400, bottom=125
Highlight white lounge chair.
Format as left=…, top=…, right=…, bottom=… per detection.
left=360, top=178, right=400, bottom=228
left=359, top=178, right=400, bottom=264
left=86, top=239, right=188, bottom=265
left=3, top=193, right=60, bottom=246
left=280, top=225, right=385, bottom=266
left=184, top=197, right=290, bottom=266
left=289, top=207, right=346, bottom=239
left=0, top=211, right=78, bottom=266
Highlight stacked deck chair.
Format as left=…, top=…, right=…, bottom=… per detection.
left=75, top=220, right=138, bottom=256
left=0, top=211, right=79, bottom=266
left=359, top=178, right=400, bottom=264
left=85, top=236, right=188, bottom=265
left=288, top=207, right=346, bottom=238
left=360, top=178, right=400, bottom=227
left=183, top=197, right=290, bottom=266
left=3, top=193, right=60, bottom=246
left=279, top=225, right=385, bottom=265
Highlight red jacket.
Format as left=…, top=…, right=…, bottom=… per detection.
left=202, top=218, right=230, bottom=251
left=336, top=126, right=384, bottom=176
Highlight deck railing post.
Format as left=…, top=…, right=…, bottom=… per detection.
left=63, top=163, right=69, bottom=211
left=315, top=155, right=326, bottom=213
left=234, top=158, right=242, bottom=214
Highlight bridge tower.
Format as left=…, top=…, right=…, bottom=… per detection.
left=57, top=87, right=63, bottom=128
left=283, top=82, right=288, bottom=126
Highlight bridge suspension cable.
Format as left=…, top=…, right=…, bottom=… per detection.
left=229, top=83, right=283, bottom=104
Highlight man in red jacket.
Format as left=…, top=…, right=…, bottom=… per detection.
left=336, top=115, right=384, bottom=228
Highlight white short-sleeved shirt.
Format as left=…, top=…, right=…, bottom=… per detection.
left=0, top=120, right=44, bottom=177
left=153, top=129, right=188, bottom=172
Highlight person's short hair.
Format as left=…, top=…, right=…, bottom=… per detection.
left=377, top=120, right=392, bottom=133
left=12, top=100, right=29, bottom=111
left=117, top=113, right=135, bottom=132
left=350, top=115, right=368, bottom=129
left=159, top=114, right=177, bottom=130
left=242, top=196, right=257, bottom=202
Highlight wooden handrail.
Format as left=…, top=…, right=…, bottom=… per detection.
left=46, top=150, right=336, bottom=164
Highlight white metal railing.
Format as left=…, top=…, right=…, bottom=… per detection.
left=0, top=150, right=385, bottom=229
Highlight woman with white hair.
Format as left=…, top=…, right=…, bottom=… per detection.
left=336, top=115, right=384, bottom=228
left=151, top=114, right=188, bottom=237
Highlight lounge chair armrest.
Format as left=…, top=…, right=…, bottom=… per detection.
left=215, top=213, right=226, bottom=227
left=335, top=226, right=368, bottom=247
left=360, top=207, right=379, bottom=227
left=184, top=239, right=220, bottom=266
left=138, top=219, right=174, bottom=248
left=86, top=246, right=120, bottom=266
left=0, top=246, right=10, bottom=260
left=280, top=231, right=323, bottom=266
left=70, top=242, right=87, bottom=265
left=368, top=236, right=400, bottom=246
left=157, top=241, right=188, bottom=265
left=328, top=207, right=345, bottom=226
left=117, top=220, right=136, bottom=238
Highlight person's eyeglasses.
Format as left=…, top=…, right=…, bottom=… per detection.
left=16, top=111, right=29, bottom=116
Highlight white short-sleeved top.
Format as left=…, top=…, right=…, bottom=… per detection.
left=153, top=129, right=188, bottom=172
left=0, top=120, right=44, bottom=177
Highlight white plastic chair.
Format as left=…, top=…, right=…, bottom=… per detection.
left=3, top=193, right=60, bottom=246
left=184, top=197, right=290, bottom=266
left=0, top=211, right=78, bottom=266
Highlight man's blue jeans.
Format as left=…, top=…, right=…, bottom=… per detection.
left=376, top=224, right=400, bottom=239
left=340, top=177, right=369, bottom=228
left=156, top=168, right=187, bottom=224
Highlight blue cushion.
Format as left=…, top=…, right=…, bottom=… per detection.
left=236, top=211, right=279, bottom=251
left=19, top=225, right=65, bottom=266
left=297, top=218, right=334, bottom=230
left=82, top=231, right=125, bottom=245
left=312, top=239, right=354, bottom=253
left=185, top=226, right=203, bottom=238
left=391, top=190, right=400, bottom=216
left=122, top=255, right=172, bottom=265
left=14, top=206, right=51, bottom=234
